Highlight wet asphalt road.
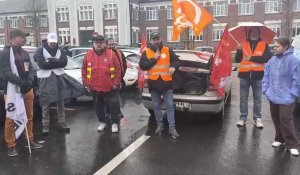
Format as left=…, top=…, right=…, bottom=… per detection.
left=1, top=75, right=300, bottom=175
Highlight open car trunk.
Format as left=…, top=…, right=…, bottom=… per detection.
left=172, top=51, right=214, bottom=95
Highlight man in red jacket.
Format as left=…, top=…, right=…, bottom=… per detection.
left=82, top=34, right=121, bottom=133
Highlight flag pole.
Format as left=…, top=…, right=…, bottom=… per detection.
left=213, top=17, right=250, bottom=56
left=213, top=18, right=241, bottom=46
left=25, top=126, right=31, bottom=154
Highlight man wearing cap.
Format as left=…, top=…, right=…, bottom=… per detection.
left=82, top=34, right=121, bottom=133
left=0, top=29, right=43, bottom=156
left=139, top=32, right=180, bottom=138
left=34, top=33, right=71, bottom=135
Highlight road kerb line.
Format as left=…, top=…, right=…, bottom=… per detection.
left=93, top=135, right=150, bottom=175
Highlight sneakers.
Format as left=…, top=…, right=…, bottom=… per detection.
left=58, top=123, right=70, bottom=133
left=236, top=120, right=246, bottom=127
left=155, top=126, right=163, bottom=135
left=169, top=128, right=180, bottom=139
left=272, top=141, right=285, bottom=147
left=254, top=118, right=264, bottom=128
left=7, top=147, right=18, bottom=157
left=288, top=149, right=300, bottom=156
left=111, top=123, right=119, bottom=133
left=97, top=122, right=107, bottom=132
left=25, top=141, right=43, bottom=149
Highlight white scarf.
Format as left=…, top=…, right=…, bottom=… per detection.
left=5, top=47, right=28, bottom=139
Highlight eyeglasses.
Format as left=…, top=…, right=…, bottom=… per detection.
left=94, top=41, right=104, bottom=45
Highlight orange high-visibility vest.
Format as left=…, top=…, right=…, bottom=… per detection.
left=239, top=41, right=266, bottom=72
left=146, top=46, right=172, bottom=81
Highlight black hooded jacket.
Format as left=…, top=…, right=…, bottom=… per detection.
left=235, top=38, right=272, bottom=80
left=139, top=43, right=180, bottom=92
left=34, top=42, right=68, bottom=70
left=0, top=45, right=35, bottom=94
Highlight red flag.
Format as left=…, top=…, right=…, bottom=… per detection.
left=140, top=33, right=147, bottom=53
left=210, top=25, right=232, bottom=97
left=138, top=33, right=147, bottom=90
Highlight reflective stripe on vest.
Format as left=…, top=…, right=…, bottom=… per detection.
left=146, top=46, right=172, bottom=81
left=239, top=41, right=266, bottom=72
left=86, top=50, right=116, bottom=80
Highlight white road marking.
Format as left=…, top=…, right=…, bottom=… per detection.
left=93, top=135, right=150, bottom=175
left=50, top=107, right=75, bottom=111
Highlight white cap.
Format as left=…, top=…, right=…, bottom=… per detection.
left=47, top=33, right=58, bottom=43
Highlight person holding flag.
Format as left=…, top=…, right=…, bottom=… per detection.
left=0, top=30, right=43, bottom=157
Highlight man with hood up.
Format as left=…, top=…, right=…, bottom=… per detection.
left=235, top=27, right=272, bottom=128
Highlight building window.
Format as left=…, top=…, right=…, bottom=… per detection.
left=265, top=22, right=281, bottom=37
left=167, top=26, right=180, bottom=42
left=167, top=5, right=173, bottom=19
left=132, top=6, right=139, bottom=21
left=58, top=29, right=70, bottom=44
left=79, top=5, right=93, bottom=21
left=213, top=26, right=224, bottom=41
left=189, top=30, right=203, bottom=41
left=9, top=17, right=18, bottom=28
left=40, top=16, right=48, bottom=27
left=0, top=34, right=5, bottom=45
left=57, top=7, right=69, bottom=22
left=146, top=7, right=158, bottom=21
left=292, top=22, right=300, bottom=37
left=0, top=17, right=5, bottom=28
left=105, top=26, right=118, bottom=42
left=104, top=3, right=118, bottom=20
left=26, top=33, right=35, bottom=46
left=146, top=27, right=158, bottom=41
left=265, top=0, right=281, bottom=13
left=213, top=1, right=228, bottom=16
left=24, top=16, right=33, bottom=27
left=294, top=0, right=300, bottom=11
left=40, top=33, right=48, bottom=41
left=238, top=0, right=254, bottom=15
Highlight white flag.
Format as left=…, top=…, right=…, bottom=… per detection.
left=5, top=47, right=28, bottom=139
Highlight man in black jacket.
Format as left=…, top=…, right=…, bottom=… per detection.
left=235, top=27, right=272, bottom=128
left=34, top=33, right=70, bottom=135
left=0, top=29, right=43, bottom=157
left=139, top=33, right=180, bottom=138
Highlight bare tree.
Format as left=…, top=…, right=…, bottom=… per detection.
left=282, top=0, right=295, bottom=38
left=24, top=0, right=45, bottom=46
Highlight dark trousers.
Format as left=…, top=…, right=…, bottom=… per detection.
left=92, top=90, right=120, bottom=124
left=270, top=101, right=299, bottom=149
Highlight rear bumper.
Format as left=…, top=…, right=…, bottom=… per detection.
left=142, top=92, right=224, bottom=113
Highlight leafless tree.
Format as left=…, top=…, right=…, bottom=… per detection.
left=282, top=0, right=295, bottom=38
left=24, top=0, right=45, bottom=46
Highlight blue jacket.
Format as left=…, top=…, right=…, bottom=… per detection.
left=262, top=48, right=300, bottom=105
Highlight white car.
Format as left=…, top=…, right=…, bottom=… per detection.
left=141, top=50, right=232, bottom=118
left=72, top=52, right=138, bottom=88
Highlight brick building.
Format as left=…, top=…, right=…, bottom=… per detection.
left=0, top=0, right=48, bottom=46
left=1, top=0, right=300, bottom=48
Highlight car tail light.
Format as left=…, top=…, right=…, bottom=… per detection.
left=126, top=60, right=133, bottom=69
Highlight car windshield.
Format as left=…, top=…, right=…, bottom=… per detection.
left=126, top=54, right=138, bottom=64
left=65, top=58, right=82, bottom=70
left=73, top=54, right=85, bottom=65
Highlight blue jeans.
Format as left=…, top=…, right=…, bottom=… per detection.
left=151, top=89, right=175, bottom=128
left=240, top=78, right=262, bottom=121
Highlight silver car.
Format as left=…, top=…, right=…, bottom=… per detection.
left=141, top=50, right=232, bottom=118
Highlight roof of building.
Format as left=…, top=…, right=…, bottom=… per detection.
left=0, top=0, right=47, bottom=15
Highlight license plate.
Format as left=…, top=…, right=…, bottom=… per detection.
left=175, top=102, right=191, bottom=110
